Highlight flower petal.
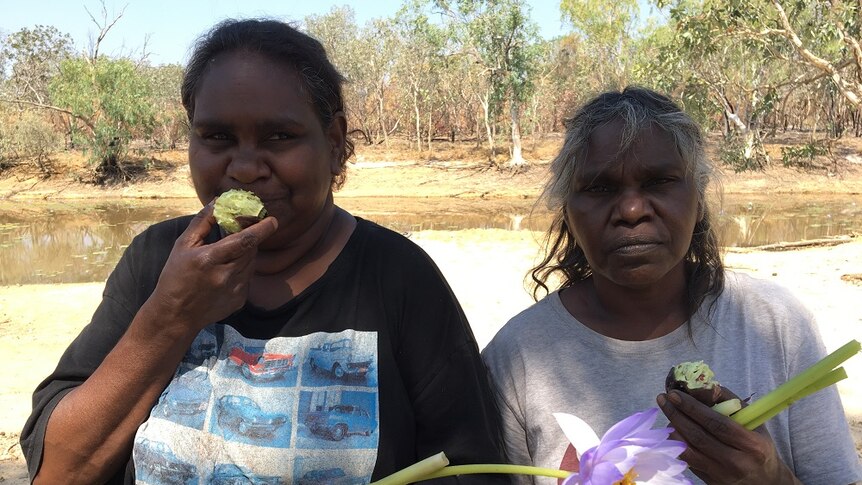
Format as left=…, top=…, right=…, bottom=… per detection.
left=619, top=427, right=673, bottom=446
left=584, top=460, right=625, bottom=485
left=561, top=472, right=581, bottom=485
left=553, top=412, right=601, bottom=460
left=630, top=451, right=689, bottom=480
left=601, top=408, right=659, bottom=443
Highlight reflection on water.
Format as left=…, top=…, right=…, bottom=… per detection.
left=1, top=195, right=860, bottom=285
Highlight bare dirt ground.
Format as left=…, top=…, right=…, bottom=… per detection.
left=1, top=136, right=861, bottom=482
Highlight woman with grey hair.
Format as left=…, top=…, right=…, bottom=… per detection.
left=482, top=86, right=861, bottom=484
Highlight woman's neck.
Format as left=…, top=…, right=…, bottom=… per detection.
left=246, top=204, right=356, bottom=309
left=254, top=202, right=338, bottom=277
left=561, top=265, right=691, bottom=341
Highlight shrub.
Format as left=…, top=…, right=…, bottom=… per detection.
left=0, top=110, right=62, bottom=176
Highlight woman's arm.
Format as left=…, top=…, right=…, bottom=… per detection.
left=30, top=205, right=278, bottom=484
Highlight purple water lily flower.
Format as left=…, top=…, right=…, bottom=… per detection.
left=558, top=408, right=691, bottom=485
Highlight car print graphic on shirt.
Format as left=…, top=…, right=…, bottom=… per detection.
left=307, top=339, right=373, bottom=380
left=161, top=385, right=208, bottom=417
left=134, top=438, right=197, bottom=484
left=228, top=347, right=296, bottom=381
left=304, top=404, right=377, bottom=441
left=185, top=328, right=218, bottom=367
left=216, top=395, right=289, bottom=440
left=296, top=467, right=365, bottom=485
left=208, top=463, right=285, bottom=485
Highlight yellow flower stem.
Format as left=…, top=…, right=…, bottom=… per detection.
left=417, top=464, right=572, bottom=481
left=730, top=339, right=860, bottom=426
left=370, top=452, right=449, bottom=485
left=741, top=367, right=848, bottom=430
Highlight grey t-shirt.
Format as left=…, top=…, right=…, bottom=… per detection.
left=482, top=272, right=862, bottom=485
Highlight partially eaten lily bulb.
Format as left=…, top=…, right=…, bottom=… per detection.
left=666, top=361, right=742, bottom=416
left=556, top=408, right=690, bottom=485
left=213, top=189, right=267, bottom=234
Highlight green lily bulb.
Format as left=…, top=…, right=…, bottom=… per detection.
left=213, top=189, right=267, bottom=234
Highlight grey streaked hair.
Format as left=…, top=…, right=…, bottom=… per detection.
left=530, top=86, right=724, bottom=318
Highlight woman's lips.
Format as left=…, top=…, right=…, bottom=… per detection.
left=609, top=236, right=662, bottom=255
left=612, top=242, right=660, bottom=255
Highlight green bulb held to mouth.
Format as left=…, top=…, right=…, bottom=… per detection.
left=213, top=189, right=268, bottom=234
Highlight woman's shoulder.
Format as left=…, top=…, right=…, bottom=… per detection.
left=353, top=217, right=434, bottom=261
left=483, top=295, right=559, bottom=356
left=721, top=270, right=808, bottom=308
left=714, top=270, right=817, bottom=333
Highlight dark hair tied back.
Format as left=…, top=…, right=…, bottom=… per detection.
left=181, top=18, right=354, bottom=188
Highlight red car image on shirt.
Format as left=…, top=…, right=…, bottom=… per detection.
left=228, top=347, right=296, bottom=381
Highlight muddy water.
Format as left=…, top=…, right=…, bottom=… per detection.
left=0, top=194, right=860, bottom=285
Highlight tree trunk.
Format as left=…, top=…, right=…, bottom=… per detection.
left=507, top=99, right=526, bottom=167
left=427, top=110, right=432, bottom=155
left=412, top=88, right=421, bottom=152
left=481, top=93, right=495, bottom=160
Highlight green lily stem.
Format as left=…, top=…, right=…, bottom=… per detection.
left=741, top=367, right=848, bottom=430
left=417, top=465, right=572, bottom=481
left=731, top=339, right=860, bottom=426
left=370, top=452, right=449, bottom=485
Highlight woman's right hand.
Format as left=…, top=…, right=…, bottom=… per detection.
left=657, top=388, right=802, bottom=485
left=150, top=201, right=278, bottom=331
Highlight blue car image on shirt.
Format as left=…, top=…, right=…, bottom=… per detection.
left=208, top=463, right=285, bottom=485
left=296, top=467, right=365, bottom=485
left=215, top=395, right=289, bottom=440
left=303, top=404, right=377, bottom=441
left=134, top=438, right=198, bottom=484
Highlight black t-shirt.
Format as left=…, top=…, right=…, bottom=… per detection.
left=21, top=216, right=509, bottom=483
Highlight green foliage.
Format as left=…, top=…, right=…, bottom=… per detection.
left=561, top=0, right=638, bottom=88
left=0, top=109, right=62, bottom=175
left=780, top=141, right=831, bottom=170
left=718, top=134, right=769, bottom=172
left=0, top=25, right=73, bottom=104
left=49, top=56, right=155, bottom=182
left=143, top=63, right=186, bottom=148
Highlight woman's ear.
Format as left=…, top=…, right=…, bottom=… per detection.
left=327, top=112, right=348, bottom=175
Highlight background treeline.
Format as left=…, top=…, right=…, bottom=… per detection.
left=2, top=0, right=862, bottom=183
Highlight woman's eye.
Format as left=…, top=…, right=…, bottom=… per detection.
left=583, top=184, right=612, bottom=193
left=646, top=177, right=675, bottom=187
left=268, top=132, right=292, bottom=141
left=203, top=132, right=230, bottom=141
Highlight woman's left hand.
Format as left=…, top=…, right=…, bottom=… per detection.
left=657, top=389, right=802, bottom=485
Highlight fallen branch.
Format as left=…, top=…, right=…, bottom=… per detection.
left=727, top=235, right=856, bottom=252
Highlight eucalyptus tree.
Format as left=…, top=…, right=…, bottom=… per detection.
left=528, top=35, right=594, bottom=134
left=363, top=18, right=401, bottom=147
left=393, top=1, right=447, bottom=152
left=435, top=0, right=541, bottom=167
left=0, top=25, right=72, bottom=173
left=645, top=0, right=862, bottom=170
left=560, top=0, right=640, bottom=90
left=438, top=46, right=485, bottom=144
left=638, top=1, right=792, bottom=170
left=303, top=7, right=372, bottom=144
left=144, top=63, right=185, bottom=148
left=0, top=25, right=73, bottom=105
left=49, top=56, right=155, bottom=181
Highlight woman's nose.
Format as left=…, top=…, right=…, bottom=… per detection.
left=226, top=145, right=270, bottom=183
left=613, top=189, right=654, bottom=225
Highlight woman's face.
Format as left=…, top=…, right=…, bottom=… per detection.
left=565, top=119, right=700, bottom=289
left=188, top=51, right=345, bottom=248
